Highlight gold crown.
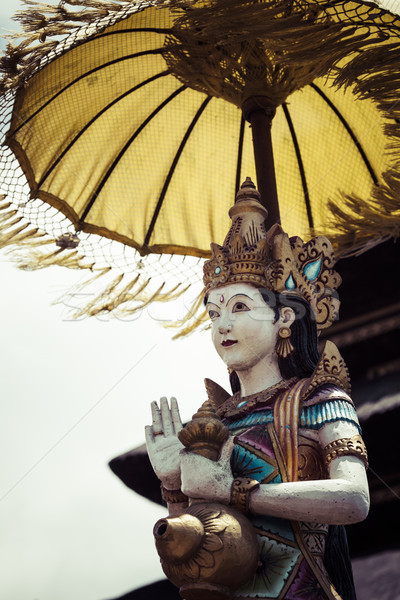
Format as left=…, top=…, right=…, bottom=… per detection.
left=203, top=178, right=341, bottom=330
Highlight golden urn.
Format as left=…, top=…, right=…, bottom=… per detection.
left=154, top=502, right=259, bottom=600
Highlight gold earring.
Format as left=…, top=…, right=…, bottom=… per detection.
left=276, top=326, right=294, bottom=359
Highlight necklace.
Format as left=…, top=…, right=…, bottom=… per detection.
left=217, top=377, right=297, bottom=419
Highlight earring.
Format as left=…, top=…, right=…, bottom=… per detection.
left=276, top=326, right=294, bottom=359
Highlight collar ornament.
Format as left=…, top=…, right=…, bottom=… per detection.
left=215, top=378, right=298, bottom=420
left=203, top=178, right=341, bottom=331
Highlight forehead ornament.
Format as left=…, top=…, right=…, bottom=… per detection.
left=219, top=295, right=224, bottom=303
left=203, top=177, right=342, bottom=332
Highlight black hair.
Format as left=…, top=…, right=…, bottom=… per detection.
left=229, top=289, right=320, bottom=394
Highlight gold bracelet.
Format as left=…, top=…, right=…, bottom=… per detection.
left=323, top=434, right=368, bottom=469
left=230, top=477, right=260, bottom=514
left=160, top=484, right=189, bottom=505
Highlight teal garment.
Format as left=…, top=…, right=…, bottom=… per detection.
left=225, top=398, right=360, bottom=436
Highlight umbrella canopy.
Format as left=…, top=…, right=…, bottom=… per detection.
left=1, top=0, right=400, bottom=330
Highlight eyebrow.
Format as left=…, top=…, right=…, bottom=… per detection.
left=207, top=293, right=254, bottom=307
left=205, top=301, right=219, bottom=309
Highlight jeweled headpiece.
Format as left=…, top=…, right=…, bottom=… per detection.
left=203, top=178, right=341, bottom=331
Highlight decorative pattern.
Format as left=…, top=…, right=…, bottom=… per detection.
left=160, top=485, right=188, bottom=505
left=323, top=434, right=368, bottom=469
left=230, top=477, right=260, bottom=514
left=300, top=399, right=360, bottom=433
left=297, top=437, right=327, bottom=482
left=216, top=378, right=297, bottom=419
left=303, top=341, right=351, bottom=398
left=178, top=399, right=229, bottom=461
left=236, top=536, right=302, bottom=598
left=285, top=558, right=330, bottom=600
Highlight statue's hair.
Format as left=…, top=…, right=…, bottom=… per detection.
left=229, top=290, right=320, bottom=393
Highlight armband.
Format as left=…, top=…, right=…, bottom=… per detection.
left=230, top=477, right=260, bottom=514
left=323, top=434, right=368, bottom=469
left=160, top=484, right=189, bottom=505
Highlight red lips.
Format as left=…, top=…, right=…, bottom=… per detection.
left=222, top=340, right=237, bottom=347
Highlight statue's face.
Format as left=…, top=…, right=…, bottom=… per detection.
left=206, top=283, right=281, bottom=373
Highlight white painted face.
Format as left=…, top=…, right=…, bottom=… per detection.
left=206, top=283, right=285, bottom=373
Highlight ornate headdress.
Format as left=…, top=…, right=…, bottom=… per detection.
left=203, top=178, right=341, bottom=331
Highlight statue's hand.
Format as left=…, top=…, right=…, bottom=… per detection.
left=180, top=437, right=235, bottom=504
left=145, top=397, right=184, bottom=490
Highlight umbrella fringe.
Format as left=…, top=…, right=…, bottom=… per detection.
left=316, top=23, right=400, bottom=257
left=323, top=167, right=400, bottom=258
left=0, top=0, right=140, bottom=92
left=164, top=291, right=209, bottom=339
left=0, top=199, right=202, bottom=331
left=54, top=268, right=194, bottom=324
left=161, top=0, right=392, bottom=108
left=15, top=247, right=96, bottom=270
left=0, top=202, right=47, bottom=249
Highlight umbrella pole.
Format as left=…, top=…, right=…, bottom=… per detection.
left=242, top=98, right=280, bottom=228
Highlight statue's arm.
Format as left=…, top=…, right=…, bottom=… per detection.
left=249, top=419, right=369, bottom=524
left=180, top=420, right=369, bottom=525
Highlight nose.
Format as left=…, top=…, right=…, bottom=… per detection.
left=218, top=313, right=232, bottom=334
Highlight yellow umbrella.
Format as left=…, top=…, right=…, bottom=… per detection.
left=1, top=0, right=400, bottom=331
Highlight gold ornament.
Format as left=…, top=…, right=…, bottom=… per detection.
left=203, top=178, right=341, bottom=331
left=178, top=400, right=229, bottom=461
left=230, top=477, right=260, bottom=514
left=276, top=326, right=295, bottom=359
left=323, top=435, right=368, bottom=470
left=160, top=485, right=189, bottom=505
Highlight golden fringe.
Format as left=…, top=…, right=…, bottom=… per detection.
left=16, top=247, right=95, bottom=270
left=0, top=203, right=47, bottom=249
left=161, top=0, right=384, bottom=108
left=67, top=272, right=192, bottom=321
left=165, top=291, right=209, bottom=339
left=325, top=168, right=400, bottom=257
left=0, top=0, right=137, bottom=93
left=0, top=203, right=196, bottom=333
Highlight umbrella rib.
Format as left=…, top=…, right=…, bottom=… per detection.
left=310, top=83, right=379, bottom=185
left=94, top=27, right=172, bottom=40
left=80, top=85, right=187, bottom=223
left=143, top=95, right=212, bottom=249
left=37, top=70, right=170, bottom=189
left=282, top=102, right=314, bottom=229
left=235, top=115, right=245, bottom=200
left=8, top=49, right=166, bottom=139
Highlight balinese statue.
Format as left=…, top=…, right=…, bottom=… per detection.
left=146, top=179, right=369, bottom=600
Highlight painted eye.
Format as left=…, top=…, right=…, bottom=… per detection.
left=232, top=301, right=249, bottom=312
left=208, top=309, right=219, bottom=321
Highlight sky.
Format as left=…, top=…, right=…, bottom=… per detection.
left=0, top=261, right=227, bottom=600
left=1, top=1, right=400, bottom=599
left=0, top=4, right=228, bottom=599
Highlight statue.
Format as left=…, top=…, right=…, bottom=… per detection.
left=146, top=179, right=369, bottom=600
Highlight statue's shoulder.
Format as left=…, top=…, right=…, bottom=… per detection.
left=301, top=340, right=352, bottom=407
left=204, top=378, right=232, bottom=409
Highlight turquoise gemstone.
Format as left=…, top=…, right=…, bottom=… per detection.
left=303, top=256, right=322, bottom=281
left=237, top=401, right=247, bottom=408
left=285, top=273, right=295, bottom=290
left=215, top=266, right=221, bottom=274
